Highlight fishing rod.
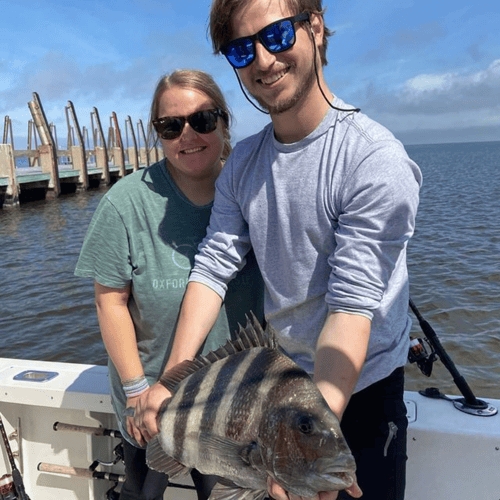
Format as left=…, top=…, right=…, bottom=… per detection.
left=53, top=421, right=122, bottom=439
left=37, top=462, right=127, bottom=500
left=51, top=421, right=196, bottom=492
left=0, top=416, right=31, bottom=500
left=408, top=298, right=497, bottom=416
left=37, top=463, right=196, bottom=492
left=53, top=421, right=125, bottom=472
left=37, top=462, right=125, bottom=482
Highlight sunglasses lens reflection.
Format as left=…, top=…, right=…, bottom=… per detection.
left=155, top=110, right=220, bottom=140
left=263, top=20, right=294, bottom=52
left=223, top=18, right=298, bottom=68
left=164, top=119, right=183, bottom=139
left=225, top=39, right=255, bottom=68
left=190, top=111, right=217, bottom=134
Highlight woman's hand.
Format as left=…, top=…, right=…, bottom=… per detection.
left=125, top=391, right=148, bottom=447
left=130, top=382, right=172, bottom=445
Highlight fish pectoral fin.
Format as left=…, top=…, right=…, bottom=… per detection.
left=146, top=435, right=190, bottom=478
left=199, top=434, right=256, bottom=467
left=209, top=480, right=268, bottom=500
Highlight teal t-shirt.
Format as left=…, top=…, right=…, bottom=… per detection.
left=75, top=159, right=264, bottom=443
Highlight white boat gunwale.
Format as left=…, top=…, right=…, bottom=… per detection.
left=0, top=357, right=499, bottom=500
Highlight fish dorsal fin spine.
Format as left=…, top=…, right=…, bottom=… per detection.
left=159, top=312, right=276, bottom=393
left=210, top=312, right=276, bottom=358
left=159, top=357, right=210, bottom=393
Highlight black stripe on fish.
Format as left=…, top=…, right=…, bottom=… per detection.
left=199, top=347, right=255, bottom=434
left=224, top=348, right=278, bottom=440
left=171, top=345, right=267, bottom=465
left=172, top=361, right=207, bottom=460
left=266, top=365, right=313, bottom=408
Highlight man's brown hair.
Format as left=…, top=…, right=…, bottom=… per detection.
left=209, top=0, right=333, bottom=66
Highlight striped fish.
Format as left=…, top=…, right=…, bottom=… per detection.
left=146, top=314, right=360, bottom=500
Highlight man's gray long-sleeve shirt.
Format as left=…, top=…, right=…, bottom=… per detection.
left=190, top=101, right=422, bottom=392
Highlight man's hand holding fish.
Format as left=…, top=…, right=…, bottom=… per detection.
left=267, top=476, right=362, bottom=499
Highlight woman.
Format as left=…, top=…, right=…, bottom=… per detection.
left=75, top=70, right=264, bottom=500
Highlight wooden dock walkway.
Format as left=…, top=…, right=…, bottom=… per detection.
left=0, top=92, right=163, bottom=208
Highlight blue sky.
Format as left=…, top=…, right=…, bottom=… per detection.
left=1, top=0, right=499, bottom=146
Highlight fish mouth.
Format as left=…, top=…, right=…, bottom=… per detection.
left=333, top=471, right=355, bottom=487
left=284, top=468, right=357, bottom=498
left=325, top=470, right=363, bottom=498
left=315, top=458, right=357, bottom=489
left=320, top=469, right=355, bottom=489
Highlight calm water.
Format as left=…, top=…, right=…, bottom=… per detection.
left=1, top=141, right=499, bottom=400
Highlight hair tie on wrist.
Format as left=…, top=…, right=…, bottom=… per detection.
left=122, top=375, right=149, bottom=398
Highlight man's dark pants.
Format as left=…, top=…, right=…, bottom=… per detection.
left=339, top=367, right=408, bottom=500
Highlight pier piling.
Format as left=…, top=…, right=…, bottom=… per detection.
left=66, top=101, right=89, bottom=191
left=126, top=116, right=140, bottom=172
left=92, top=107, right=110, bottom=185
left=28, top=92, right=61, bottom=198
left=110, top=112, right=126, bottom=178
left=0, top=144, right=20, bottom=206
left=0, top=92, right=163, bottom=208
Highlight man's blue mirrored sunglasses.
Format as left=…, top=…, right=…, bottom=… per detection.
left=221, top=12, right=310, bottom=69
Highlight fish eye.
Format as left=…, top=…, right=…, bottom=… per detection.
left=297, top=415, right=314, bottom=434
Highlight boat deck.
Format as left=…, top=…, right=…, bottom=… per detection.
left=0, top=357, right=499, bottom=500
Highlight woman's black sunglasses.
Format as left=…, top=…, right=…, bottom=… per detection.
left=153, top=108, right=227, bottom=140
left=221, top=12, right=310, bottom=69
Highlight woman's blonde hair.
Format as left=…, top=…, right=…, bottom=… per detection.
left=148, top=69, right=232, bottom=159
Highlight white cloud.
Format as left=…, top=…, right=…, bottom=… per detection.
left=364, top=58, right=500, bottom=117
left=359, top=58, right=500, bottom=143
left=404, top=59, right=500, bottom=96
left=405, top=73, right=453, bottom=93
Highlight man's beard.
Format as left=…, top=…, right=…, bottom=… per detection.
left=249, top=61, right=317, bottom=115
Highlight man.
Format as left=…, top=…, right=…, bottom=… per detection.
left=136, top=0, right=422, bottom=498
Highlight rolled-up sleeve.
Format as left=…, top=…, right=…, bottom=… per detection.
left=326, top=140, right=421, bottom=318
left=189, top=158, right=252, bottom=300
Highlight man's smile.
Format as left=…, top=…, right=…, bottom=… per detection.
left=258, top=67, right=290, bottom=86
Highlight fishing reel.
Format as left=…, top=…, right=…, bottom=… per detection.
left=42, top=422, right=126, bottom=500
left=89, top=441, right=124, bottom=472
left=408, top=336, right=437, bottom=377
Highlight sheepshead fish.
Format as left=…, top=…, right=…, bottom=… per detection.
left=146, top=314, right=360, bottom=500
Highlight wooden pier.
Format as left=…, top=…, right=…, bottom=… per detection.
left=0, top=92, right=163, bottom=208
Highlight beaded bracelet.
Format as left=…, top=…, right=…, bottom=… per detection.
left=122, top=375, right=149, bottom=398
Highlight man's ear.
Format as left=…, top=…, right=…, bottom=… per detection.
left=308, top=12, right=324, bottom=48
